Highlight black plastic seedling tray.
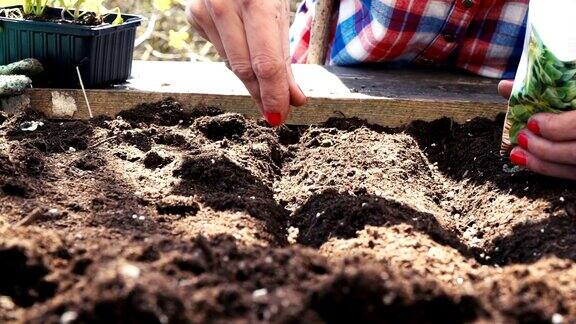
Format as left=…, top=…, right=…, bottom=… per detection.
left=0, top=6, right=143, bottom=88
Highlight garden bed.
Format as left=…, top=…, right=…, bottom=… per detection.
left=0, top=98, right=574, bottom=323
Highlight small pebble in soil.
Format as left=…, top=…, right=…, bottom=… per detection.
left=252, top=288, right=268, bottom=298
left=552, top=313, right=565, bottom=324
left=0, top=296, right=15, bottom=310
left=287, top=226, right=300, bottom=245
left=120, top=263, right=141, bottom=279
left=68, top=147, right=76, bottom=153
left=20, top=121, right=44, bottom=132
left=131, top=214, right=138, bottom=220
left=138, top=215, right=145, bottom=221
left=46, top=208, right=60, bottom=218
left=560, top=197, right=565, bottom=202
left=427, top=247, right=446, bottom=260
left=382, top=293, right=395, bottom=305
left=60, top=311, right=78, bottom=324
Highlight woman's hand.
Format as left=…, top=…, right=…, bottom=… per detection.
left=499, top=80, right=576, bottom=180
left=186, top=0, right=307, bottom=126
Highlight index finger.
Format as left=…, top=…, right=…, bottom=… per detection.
left=240, top=0, right=290, bottom=126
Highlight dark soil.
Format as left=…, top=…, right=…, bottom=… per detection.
left=0, top=98, right=575, bottom=323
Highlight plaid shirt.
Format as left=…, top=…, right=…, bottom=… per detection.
left=290, top=0, right=528, bottom=79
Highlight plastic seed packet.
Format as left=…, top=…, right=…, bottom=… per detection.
left=501, top=0, right=576, bottom=154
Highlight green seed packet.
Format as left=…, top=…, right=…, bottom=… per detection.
left=501, top=0, right=576, bottom=154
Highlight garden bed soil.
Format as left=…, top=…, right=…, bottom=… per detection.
left=0, top=98, right=575, bottom=323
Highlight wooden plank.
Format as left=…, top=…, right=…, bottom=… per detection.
left=26, top=61, right=507, bottom=126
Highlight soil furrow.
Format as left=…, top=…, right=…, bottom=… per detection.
left=0, top=99, right=574, bottom=323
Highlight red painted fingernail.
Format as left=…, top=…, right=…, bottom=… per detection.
left=527, top=119, right=540, bottom=135
left=510, top=150, right=527, bottom=166
left=264, top=112, right=283, bottom=127
left=517, top=132, right=529, bottom=150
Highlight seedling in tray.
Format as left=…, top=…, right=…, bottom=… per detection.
left=23, top=0, right=51, bottom=17
left=0, top=0, right=122, bottom=25
left=56, top=0, right=124, bottom=26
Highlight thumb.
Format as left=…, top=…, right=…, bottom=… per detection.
left=498, top=80, right=514, bottom=99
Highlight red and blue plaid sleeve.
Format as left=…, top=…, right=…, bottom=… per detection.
left=290, top=0, right=528, bottom=79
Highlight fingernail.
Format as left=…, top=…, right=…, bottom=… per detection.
left=264, top=112, right=283, bottom=127
left=510, top=150, right=527, bottom=166
left=517, top=131, right=529, bottom=150
left=527, top=119, right=540, bottom=135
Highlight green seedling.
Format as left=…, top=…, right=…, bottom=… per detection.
left=22, top=0, right=51, bottom=17
left=58, top=0, right=123, bottom=25
left=57, top=0, right=86, bottom=21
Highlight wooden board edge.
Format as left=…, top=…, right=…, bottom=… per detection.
left=26, top=88, right=507, bottom=127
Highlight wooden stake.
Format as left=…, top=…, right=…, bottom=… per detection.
left=76, top=66, right=93, bottom=119
left=308, top=0, right=335, bottom=65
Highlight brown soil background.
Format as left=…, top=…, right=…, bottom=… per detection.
left=0, top=99, right=575, bottom=323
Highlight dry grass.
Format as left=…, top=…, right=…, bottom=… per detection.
left=109, top=0, right=218, bottom=62
left=113, top=0, right=302, bottom=62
